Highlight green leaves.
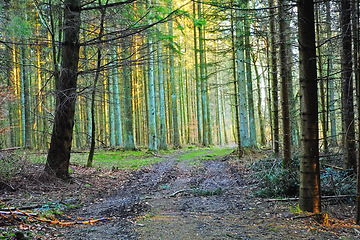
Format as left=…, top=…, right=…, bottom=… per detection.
left=6, top=15, right=31, bottom=38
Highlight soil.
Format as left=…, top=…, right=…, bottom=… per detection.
left=1, top=148, right=360, bottom=239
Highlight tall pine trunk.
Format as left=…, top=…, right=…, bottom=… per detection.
left=279, top=0, right=291, bottom=166
left=298, top=0, right=321, bottom=213
left=341, top=0, right=356, bottom=171
left=269, top=0, right=279, bottom=154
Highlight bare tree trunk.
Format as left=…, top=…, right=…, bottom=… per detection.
left=298, top=0, right=321, bottom=213
left=341, top=0, right=356, bottom=171
left=45, top=0, right=81, bottom=179
left=279, top=0, right=291, bottom=167
left=269, top=0, right=279, bottom=155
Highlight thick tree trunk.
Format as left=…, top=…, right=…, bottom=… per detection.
left=45, top=0, right=81, bottom=179
left=298, top=0, right=321, bottom=213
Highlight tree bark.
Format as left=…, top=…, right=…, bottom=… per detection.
left=269, top=0, right=279, bottom=154
left=279, top=0, right=291, bottom=167
left=298, top=0, right=321, bottom=213
left=45, top=0, right=81, bottom=179
left=341, top=0, right=356, bottom=171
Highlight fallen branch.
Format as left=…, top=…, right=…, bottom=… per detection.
left=0, top=204, right=43, bottom=212
left=266, top=195, right=356, bottom=202
left=0, top=210, right=38, bottom=216
left=226, top=233, right=242, bottom=239
left=170, top=189, right=193, bottom=197
left=323, top=164, right=344, bottom=171
left=0, top=147, right=21, bottom=152
left=33, top=216, right=109, bottom=225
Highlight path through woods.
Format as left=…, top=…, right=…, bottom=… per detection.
left=1, top=149, right=358, bottom=239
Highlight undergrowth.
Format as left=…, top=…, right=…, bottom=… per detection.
left=251, top=152, right=356, bottom=199
left=0, top=152, right=24, bottom=182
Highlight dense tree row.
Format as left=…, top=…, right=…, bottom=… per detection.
left=0, top=0, right=360, bottom=220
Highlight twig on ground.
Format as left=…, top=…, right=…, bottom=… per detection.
left=169, top=189, right=193, bottom=197
left=0, top=210, right=38, bottom=216
left=0, top=200, right=13, bottom=214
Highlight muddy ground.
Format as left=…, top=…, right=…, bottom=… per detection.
left=1, top=149, right=360, bottom=239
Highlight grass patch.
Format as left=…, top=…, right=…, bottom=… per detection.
left=176, top=149, right=209, bottom=162
left=202, top=147, right=233, bottom=159
left=177, top=147, right=234, bottom=162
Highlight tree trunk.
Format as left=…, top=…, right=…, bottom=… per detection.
left=279, top=0, right=291, bottom=167
left=193, top=0, right=202, bottom=145
left=198, top=0, right=209, bottom=147
left=341, top=0, right=356, bottom=171
left=236, top=0, right=249, bottom=147
left=325, top=1, right=337, bottom=147
left=147, top=7, right=157, bottom=151
left=122, top=39, right=136, bottom=150
left=87, top=4, right=106, bottom=167
left=231, top=2, right=242, bottom=156
left=269, top=0, right=279, bottom=154
left=244, top=6, right=256, bottom=147
left=112, top=47, right=123, bottom=147
left=45, top=0, right=81, bottom=179
left=168, top=0, right=180, bottom=148
left=298, top=0, right=321, bottom=213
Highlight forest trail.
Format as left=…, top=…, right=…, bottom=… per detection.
left=57, top=148, right=357, bottom=240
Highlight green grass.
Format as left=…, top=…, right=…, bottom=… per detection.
left=177, top=147, right=233, bottom=162
left=25, top=147, right=234, bottom=170
left=176, top=149, right=209, bottom=162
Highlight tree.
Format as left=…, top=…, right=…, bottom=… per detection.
left=147, top=0, right=157, bottom=151
left=279, top=0, right=291, bottom=167
left=45, top=0, right=81, bottom=179
left=298, top=0, right=321, bottom=213
left=268, top=0, right=279, bottom=154
left=168, top=0, right=181, bottom=148
left=341, top=0, right=356, bottom=171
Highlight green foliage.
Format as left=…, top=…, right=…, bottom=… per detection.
left=6, top=15, right=31, bottom=38
left=194, top=18, right=206, bottom=27
left=288, top=204, right=302, bottom=214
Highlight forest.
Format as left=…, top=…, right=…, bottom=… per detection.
left=0, top=0, right=360, bottom=239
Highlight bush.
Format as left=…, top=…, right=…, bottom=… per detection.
left=321, top=168, right=355, bottom=196
left=0, top=152, right=24, bottom=182
left=252, top=157, right=299, bottom=198
left=252, top=153, right=356, bottom=199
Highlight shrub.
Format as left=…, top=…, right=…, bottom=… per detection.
left=252, top=159, right=299, bottom=198
left=0, top=152, right=24, bottom=182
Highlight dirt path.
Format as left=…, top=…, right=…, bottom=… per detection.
left=54, top=149, right=359, bottom=239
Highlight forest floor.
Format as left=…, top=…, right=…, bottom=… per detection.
left=1, top=147, right=360, bottom=239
